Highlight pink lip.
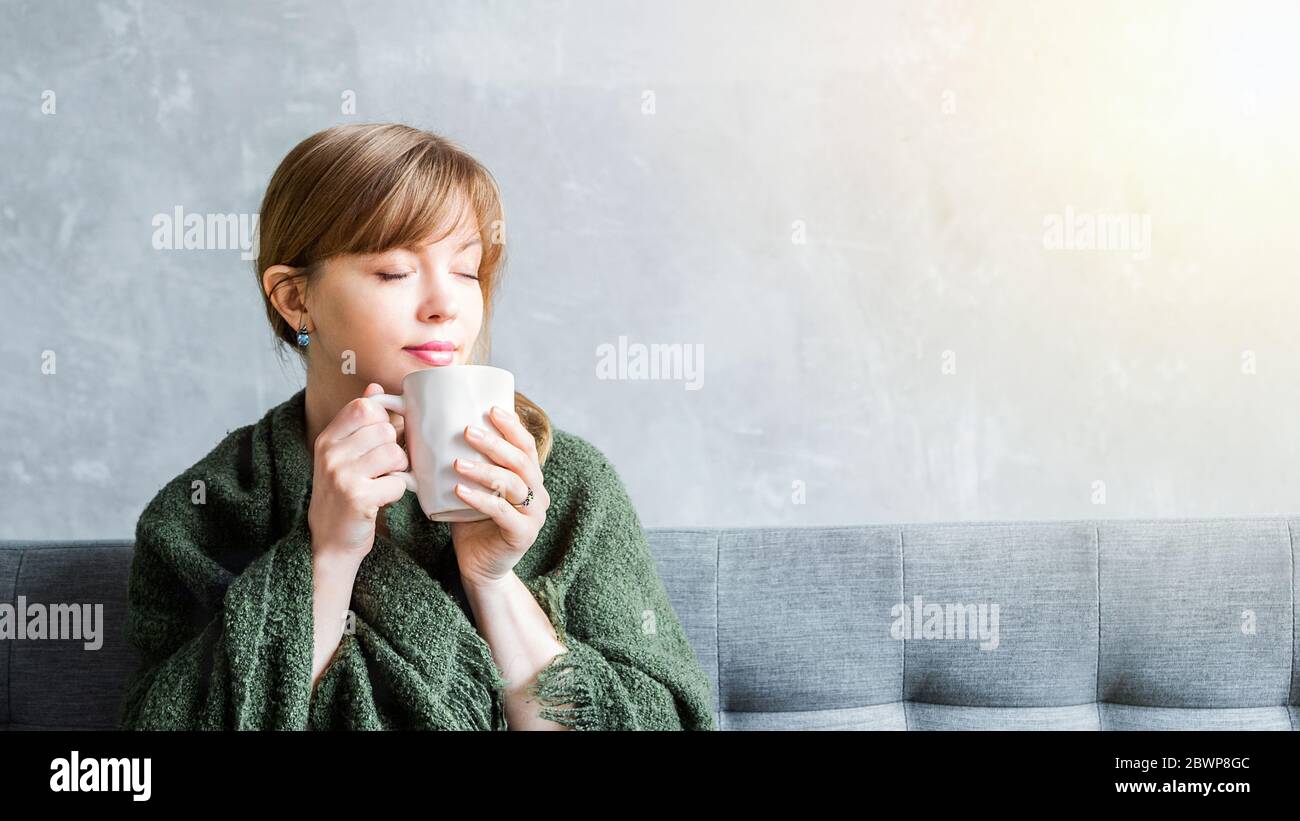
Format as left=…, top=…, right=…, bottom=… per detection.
left=405, top=340, right=455, bottom=351
left=406, top=348, right=455, bottom=365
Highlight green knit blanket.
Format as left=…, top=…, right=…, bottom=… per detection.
left=119, top=388, right=716, bottom=730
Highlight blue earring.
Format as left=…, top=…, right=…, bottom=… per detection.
left=296, top=318, right=310, bottom=347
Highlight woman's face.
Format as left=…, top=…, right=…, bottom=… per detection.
left=305, top=212, right=485, bottom=393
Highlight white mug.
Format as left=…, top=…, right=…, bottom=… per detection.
left=368, top=365, right=516, bottom=522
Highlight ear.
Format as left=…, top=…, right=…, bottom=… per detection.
left=263, top=264, right=308, bottom=328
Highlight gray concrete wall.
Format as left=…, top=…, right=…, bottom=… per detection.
left=3, top=0, right=1298, bottom=539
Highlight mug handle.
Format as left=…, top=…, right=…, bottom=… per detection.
left=365, top=393, right=418, bottom=494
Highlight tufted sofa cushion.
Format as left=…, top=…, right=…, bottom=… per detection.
left=1, top=516, right=1296, bottom=730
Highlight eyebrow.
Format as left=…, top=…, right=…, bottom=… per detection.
left=400, top=236, right=482, bottom=254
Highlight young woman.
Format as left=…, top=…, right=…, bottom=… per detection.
left=118, top=122, right=716, bottom=731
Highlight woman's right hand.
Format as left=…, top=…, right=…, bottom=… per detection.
left=307, top=382, right=411, bottom=566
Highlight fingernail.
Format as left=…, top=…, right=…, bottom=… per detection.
left=493, top=405, right=512, bottom=419
left=457, top=458, right=475, bottom=470
left=467, top=426, right=484, bottom=440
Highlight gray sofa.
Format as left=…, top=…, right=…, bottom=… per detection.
left=2, top=515, right=1298, bottom=730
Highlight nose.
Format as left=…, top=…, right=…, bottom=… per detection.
left=416, top=264, right=461, bottom=322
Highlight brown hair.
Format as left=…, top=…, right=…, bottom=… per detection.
left=255, top=122, right=552, bottom=466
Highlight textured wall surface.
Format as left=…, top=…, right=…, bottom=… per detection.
left=2, top=0, right=1298, bottom=539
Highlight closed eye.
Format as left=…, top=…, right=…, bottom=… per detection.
left=376, top=271, right=479, bottom=281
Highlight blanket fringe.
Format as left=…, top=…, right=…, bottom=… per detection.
left=446, top=622, right=510, bottom=730
left=528, top=652, right=601, bottom=731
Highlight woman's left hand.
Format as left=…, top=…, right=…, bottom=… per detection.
left=449, top=405, right=551, bottom=589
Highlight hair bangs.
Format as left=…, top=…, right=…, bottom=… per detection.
left=329, top=146, right=502, bottom=264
